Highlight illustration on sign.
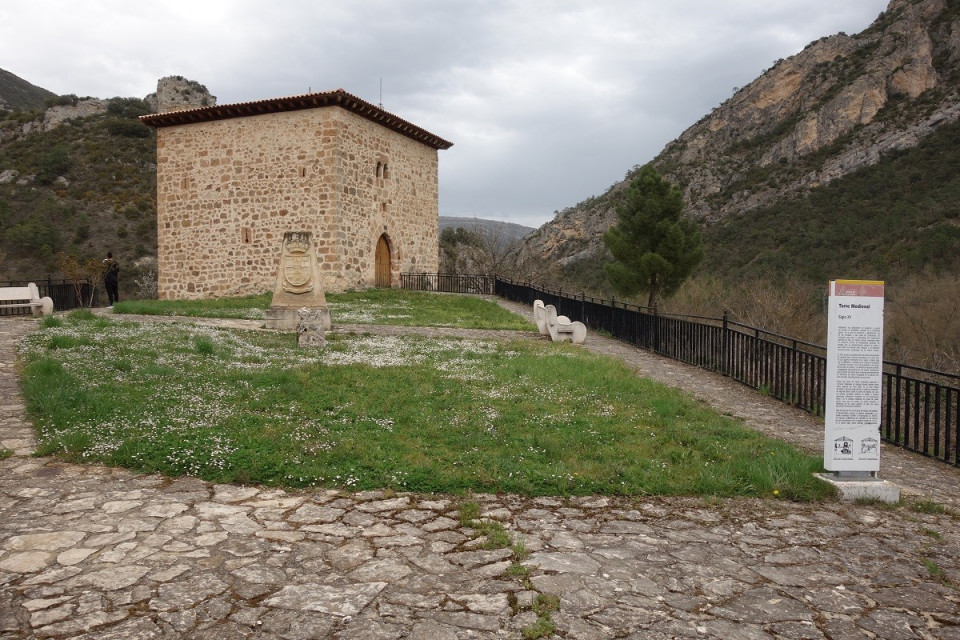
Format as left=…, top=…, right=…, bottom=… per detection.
left=833, top=437, right=853, bottom=456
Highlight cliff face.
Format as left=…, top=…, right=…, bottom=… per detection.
left=519, top=0, right=960, bottom=267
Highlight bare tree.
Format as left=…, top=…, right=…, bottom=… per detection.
left=439, top=220, right=534, bottom=277
left=56, top=253, right=111, bottom=307
left=886, top=275, right=960, bottom=374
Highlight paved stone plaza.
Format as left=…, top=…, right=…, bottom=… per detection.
left=1, top=309, right=958, bottom=639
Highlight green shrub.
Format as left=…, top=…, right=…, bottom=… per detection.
left=36, top=145, right=73, bottom=185
left=6, top=216, right=61, bottom=255
left=44, top=94, right=80, bottom=108
left=106, top=98, right=151, bottom=119
left=105, top=117, right=152, bottom=138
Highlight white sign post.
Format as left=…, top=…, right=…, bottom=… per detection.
left=824, top=280, right=885, bottom=475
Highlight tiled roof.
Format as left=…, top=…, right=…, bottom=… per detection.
left=138, top=89, right=453, bottom=150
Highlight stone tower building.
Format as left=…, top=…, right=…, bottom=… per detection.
left=139, top=89, right=452, bottom=299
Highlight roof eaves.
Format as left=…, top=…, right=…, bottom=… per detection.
left=138, top=89, right=453, bottom=150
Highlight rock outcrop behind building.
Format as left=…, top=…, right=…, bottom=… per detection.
left=144, top=76, right=216, bottom=113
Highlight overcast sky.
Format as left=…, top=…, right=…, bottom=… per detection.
left=2, top=0, right=890, bottom=228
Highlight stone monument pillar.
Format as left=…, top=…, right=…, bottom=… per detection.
left=264, top=231, right=331, bottom=331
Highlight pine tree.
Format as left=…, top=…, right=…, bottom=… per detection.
left=603, top=165, right=703, bottom=308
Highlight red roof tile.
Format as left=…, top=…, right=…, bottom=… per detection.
left=139, top=89, right=453, bottom=150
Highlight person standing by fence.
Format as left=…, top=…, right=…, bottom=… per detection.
left=104, top=252, right=120, bottom=306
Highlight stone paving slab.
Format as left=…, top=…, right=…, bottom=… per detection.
left=0, top=313, right=959, bottom=639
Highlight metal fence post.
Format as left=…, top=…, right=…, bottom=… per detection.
left=722, top=310, right=729, bottom=377
left=610, top=296, right=615, bottom=336
left=652, top=301, right=660, bottom=354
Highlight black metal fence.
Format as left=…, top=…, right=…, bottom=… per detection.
left=405, top=273, right=959, bottom=467
left=399, top=273, right=495, bottom=295
left=0, top=278, right=98, bottom=316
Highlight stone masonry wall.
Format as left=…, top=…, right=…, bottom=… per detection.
left=155, top=106, right=439, bottom=299
left=331, top=107, right=440, bottom=290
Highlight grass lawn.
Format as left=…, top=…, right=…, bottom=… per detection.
left=18, top=298, right=832, bottom=500
left=113, top=289, right=534, bottom=331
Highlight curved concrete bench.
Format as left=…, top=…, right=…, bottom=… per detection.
left=0, top=283, right=54, bottom=316
left=533, top=299, right=550, bottom=336
left=533, top=299, right=586, bottom=344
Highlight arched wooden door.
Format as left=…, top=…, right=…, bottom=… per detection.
left=375, top=234, right=391, bottom=288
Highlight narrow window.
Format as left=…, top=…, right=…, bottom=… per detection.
left=376, top=162, right=382, bottom=178
left=241, top=227, right=252, bottom=244
left=382, top=163, right=390, bottom=180
left=299, top=167, right=306, bottom=178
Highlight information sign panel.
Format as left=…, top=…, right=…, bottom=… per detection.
left=824, top=280, right=885, bottom=472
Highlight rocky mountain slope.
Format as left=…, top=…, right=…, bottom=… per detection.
left=519, top=0, right=960, bottom=272
left=0, top=69, right=54, bottom=112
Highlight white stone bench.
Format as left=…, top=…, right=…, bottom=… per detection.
left=533, top=299, right=586, bottom=344
left=0, top=283, right=54, bottom=316
left=533, top=300, right=550, bottom=335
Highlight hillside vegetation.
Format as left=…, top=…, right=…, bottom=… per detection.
left=530, top=124, right=960, bottom=373
left=0, top=96, right=157, bottom=295
left=701, top=116, right=960, bottom=283
left=0, top=68, right=55, bottom=112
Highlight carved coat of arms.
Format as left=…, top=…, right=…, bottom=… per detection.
left=281, top=234, right=314, bottom=294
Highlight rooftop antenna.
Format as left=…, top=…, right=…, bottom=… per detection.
left=379, top=78, right=383, bottom=109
